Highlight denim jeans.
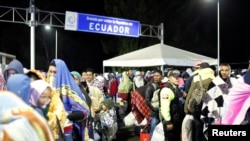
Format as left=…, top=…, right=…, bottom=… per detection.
left=150, top=116, right=160, bottom=139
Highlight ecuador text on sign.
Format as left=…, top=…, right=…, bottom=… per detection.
left=65, top=11, right=140, bottom=37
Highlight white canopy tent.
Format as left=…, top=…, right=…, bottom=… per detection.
left=103, top=43, right=217, bottom=72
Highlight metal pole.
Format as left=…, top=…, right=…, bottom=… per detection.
left=217, top=0, right=220, bottom=72
left=55, top=29, right=58, bottom=59
left=160, top=23, right=164, bottom=45
left=30, top=0, right=35, bottom=69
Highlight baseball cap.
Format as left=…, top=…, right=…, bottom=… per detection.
left=167, top=69, right=181, bottom=78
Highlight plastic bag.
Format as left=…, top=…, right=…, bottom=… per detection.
left=151, top=122, right=165, bottom=141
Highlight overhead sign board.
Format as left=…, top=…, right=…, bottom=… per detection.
left=65, top=11, right=140, bottom=37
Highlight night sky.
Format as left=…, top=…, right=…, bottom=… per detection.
left=0, top=0, right=250, bottom=72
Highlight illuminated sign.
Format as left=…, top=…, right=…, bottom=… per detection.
left=65, top=11, right=140, bottom=37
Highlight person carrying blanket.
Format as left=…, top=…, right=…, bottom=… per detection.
left=222, top=70, right=250, bottom=125
left=46, top=59, right=90, bottom=141
left=131, top=87, right=151, bottom=125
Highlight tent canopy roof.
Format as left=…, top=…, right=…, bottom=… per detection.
left=103, top=43, right=217, bottom=67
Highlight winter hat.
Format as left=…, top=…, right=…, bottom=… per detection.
left=102, top=98, right=114, bottom=109
left=181, top=71, right=190, bottom=78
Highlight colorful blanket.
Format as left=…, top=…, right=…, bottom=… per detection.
left=221, top=77, right=250, bottom=124
left=0, top=91, right=54, bottom=141
left=51, top=59, right=90, bottom=141
left=131, top=90, right=150, bottom=124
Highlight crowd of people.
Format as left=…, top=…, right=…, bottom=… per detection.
left=0, top=58, right=250, bottom=141
left=120, top=60, right=250, bottom=141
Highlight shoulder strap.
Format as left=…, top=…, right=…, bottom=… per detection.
left=158, top=87, right=163, bottom=121
left=158, top=87, right=163, bottom=108
left=56, top=116, right=65, bottom=140
left=151, top=83, right=157, bottom=90
left=198, top=75, right=203, bottom=89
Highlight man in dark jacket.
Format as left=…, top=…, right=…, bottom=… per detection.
left=145, top=70, right=163, bottom=139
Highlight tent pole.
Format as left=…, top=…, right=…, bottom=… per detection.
left=161, top=65, right=164, bottom=76
left=160, top=23, right=164, bottom=45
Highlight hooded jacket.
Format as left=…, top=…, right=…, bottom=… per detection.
left=3, top=59, right=24, bottom=80
left=6, top=74, right=30, bottom=104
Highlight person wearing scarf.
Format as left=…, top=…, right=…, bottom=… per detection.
left=201, top=63, right=236, bottom=140
left=46, top=59, right=90, bottom=141
left=3, top=59, right=24, bottom=81
left=71, top=70, right=94, bottom=140
left=0, top=91, right=54, bottom=141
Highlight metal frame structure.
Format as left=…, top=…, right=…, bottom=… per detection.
left=0, top=4, right=163, bottom=69
left=0, top=52, right=16, bottom=72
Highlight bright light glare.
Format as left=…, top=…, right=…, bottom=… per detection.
left=45, top=25, right=51, bottom=30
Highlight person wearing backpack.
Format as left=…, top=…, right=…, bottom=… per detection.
left=183, top=61, right=202, bottom=96
left=159, top=69, right=184, bottom=141
left=145, top=70, right=163, bottom=140
left=200, top=63, right=236, bottom=140
left=182, top=62, right=215, bottom=141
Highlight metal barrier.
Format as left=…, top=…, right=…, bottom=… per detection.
left=0, top=52, right=16, bottom=73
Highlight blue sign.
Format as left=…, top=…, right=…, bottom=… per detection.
left=65, top=11, right=140, bottom=37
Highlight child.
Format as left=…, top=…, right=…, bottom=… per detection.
left=99, top=99, right=118, bottom=141
left=29, top=79, right=67, bottom=140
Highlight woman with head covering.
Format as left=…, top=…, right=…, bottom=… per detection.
left=3, top=59, right=24, bottom=81
left=6, top=74, right=31, bottom=104
left=30, top=79, right=67, bottom=140
left=71, top=70, right=94, bottom=140
left=0, top=91, right=54, bottom=141
left=46, top=59, right=89, bottom=141
left=118, top=71, right=133, bottom=100
left=6, top=73, right=48, bottom=118
left=71, top=71, right=82, bottom=86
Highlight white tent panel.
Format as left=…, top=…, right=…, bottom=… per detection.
left=103, top=43, right=217, bottom=67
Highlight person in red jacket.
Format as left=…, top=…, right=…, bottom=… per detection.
left=108, top=73, right=119, bottom=103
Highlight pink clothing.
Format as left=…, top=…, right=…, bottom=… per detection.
left=178, top=77, right=184, bottom=88
left=30, top=79, right=50, bottom=107
left=221, top=77, right=250, bottom=124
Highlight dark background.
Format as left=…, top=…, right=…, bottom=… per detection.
left=0, top=0, right=250, bottom=73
